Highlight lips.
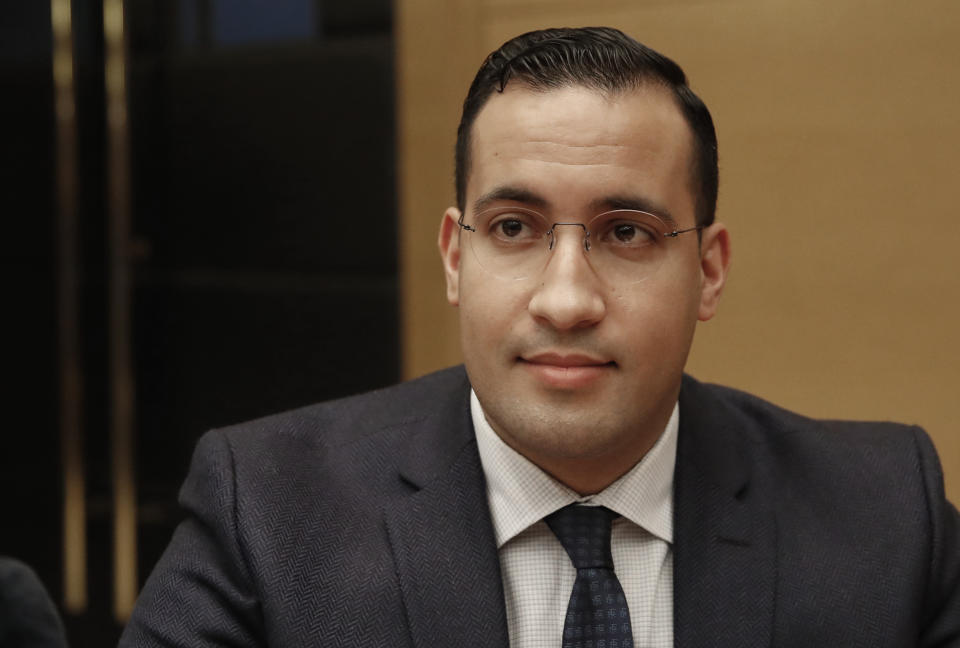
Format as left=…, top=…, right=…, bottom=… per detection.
left=519, top=352, right=615, bottom=389
left=522, top=352, right=611, bottom=367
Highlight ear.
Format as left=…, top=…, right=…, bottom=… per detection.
left=438, top=206, right=462, bottom=306
left=697, top=222, right=731, bottom=321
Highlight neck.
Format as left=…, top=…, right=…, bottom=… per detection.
left=528, top=434, right=663, bottom=495
left=490, top=406, right=674, bottom=496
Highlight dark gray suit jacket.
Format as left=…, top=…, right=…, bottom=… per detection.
left=120, top=366, right=960, bottom=647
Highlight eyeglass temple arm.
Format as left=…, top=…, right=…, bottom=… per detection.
left=664, top=225, right=704, bottom=238
left=457, top=214, right=476, bottom=232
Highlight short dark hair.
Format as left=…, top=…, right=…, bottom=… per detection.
left=454, top=26, right=719, bottom=227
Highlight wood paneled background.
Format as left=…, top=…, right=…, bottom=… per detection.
left=396, top=0, right=959, bottom=501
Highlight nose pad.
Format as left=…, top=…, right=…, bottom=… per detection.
left=547, top=222, right=590, bottom=253
left=543, top=222, right=597, bottom=279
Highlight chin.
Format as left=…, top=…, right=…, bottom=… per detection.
left=508, top=413, right=634, bottom=460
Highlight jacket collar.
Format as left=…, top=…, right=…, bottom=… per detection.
left=384, top=366, right=509, bottom=648
left=673, top=374, right=776, bottom=648
left=385, top=368, right=777, bottom=648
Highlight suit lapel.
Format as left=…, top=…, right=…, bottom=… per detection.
left=382, top=369, right=777, bottom=648
left=384, top=375, right=509, bottom=648
left=673, top=376, right=777, bottom=648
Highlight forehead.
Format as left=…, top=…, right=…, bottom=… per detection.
left=466, top=84, right=696, bottom=218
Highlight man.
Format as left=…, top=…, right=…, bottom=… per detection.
left=121, top=27, right=959, bottom=647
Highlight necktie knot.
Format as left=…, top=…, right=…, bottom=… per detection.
left=545, top=504, right=616, bottom=570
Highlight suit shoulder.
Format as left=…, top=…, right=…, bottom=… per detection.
left=0, top=557, right=67, bottom=647
left=680, top=374, right=937, bottom=493
left=198, top=365, right=469, bottom=464
left=686, top=374, right=922, bottom=442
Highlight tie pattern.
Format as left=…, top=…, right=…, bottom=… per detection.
left=546, top=505, right=634, bottom=648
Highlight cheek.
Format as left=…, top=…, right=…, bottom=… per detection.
left=609, top=273, right=701, bottom=352
left=458, top=275, right=528, bottom=346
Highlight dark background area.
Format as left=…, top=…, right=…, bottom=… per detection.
left=3, top=0, right=398, bottom=644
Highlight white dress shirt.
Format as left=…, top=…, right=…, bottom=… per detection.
left=472, top=390, right=677, bottom=648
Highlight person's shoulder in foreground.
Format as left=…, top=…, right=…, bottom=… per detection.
left=120, top=366, right=960, bottom=647
left=0, top=557, right=69, bottom=648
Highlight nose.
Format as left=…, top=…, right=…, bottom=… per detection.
left=527, top=225, right=606, bottom=330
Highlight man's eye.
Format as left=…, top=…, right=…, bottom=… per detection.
left=498, top=219, right=525, bottom=238
left=489, top=217, right=543, bottom=241
left=610, top=223, right=654, bottom=245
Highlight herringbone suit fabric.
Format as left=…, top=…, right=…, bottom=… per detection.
left=119, top=365, right=960, bottom=647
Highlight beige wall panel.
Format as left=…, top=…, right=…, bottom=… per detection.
left=397, top=0, right=959, bottom=499
left=396, top=0, right=483, bottom=377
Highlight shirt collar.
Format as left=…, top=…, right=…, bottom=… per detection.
left=472, top=390, right=677, bottom=548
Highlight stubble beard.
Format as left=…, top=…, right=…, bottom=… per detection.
left=478, top=387, right=649, bottom=463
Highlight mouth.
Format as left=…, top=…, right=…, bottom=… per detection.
left=518, top=352, right=616, bottom=389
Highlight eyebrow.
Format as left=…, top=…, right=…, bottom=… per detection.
left=471, top=186, right=678, bottom=227
left=472, top=186, right=548, bottom=214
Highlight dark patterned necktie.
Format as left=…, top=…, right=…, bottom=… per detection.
left=545, top=504, right=634, bottom=648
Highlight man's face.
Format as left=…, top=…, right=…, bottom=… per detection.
left=439, top=84, right=729, bottom=492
